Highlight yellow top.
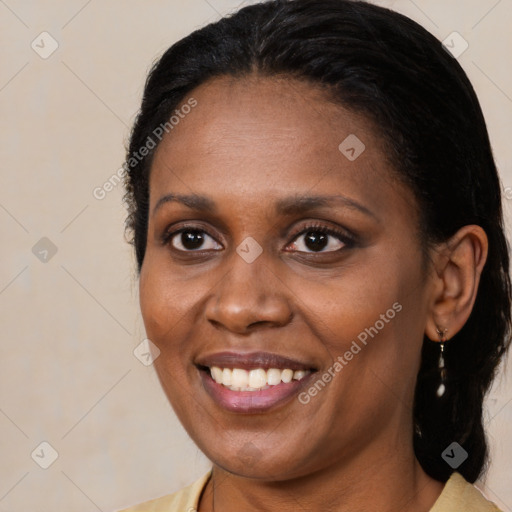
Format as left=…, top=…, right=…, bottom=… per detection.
left=117, top=470, right=502, bottom=511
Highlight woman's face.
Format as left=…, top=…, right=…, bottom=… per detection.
left=139, top=75, right=433, bottom=479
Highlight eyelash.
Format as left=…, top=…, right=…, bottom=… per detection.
left=162, top=222, right=355, bottom=254
left=287, top=222, right=355, bottom=252
left=161, top=224, right=217, bottom=248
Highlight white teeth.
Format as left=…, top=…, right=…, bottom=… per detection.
left=209, top=366, right=310, bottom=391
left=267, top=368, right=282, bottom=386
left=211, top=366, right=223, bottom=383
left=249, top=368, right=267, bottom=388
left=232, top=369, right=249, bottom=388
left=221, top=368, right=232, bottom=386
left=281, top=369, right=293, bottom=383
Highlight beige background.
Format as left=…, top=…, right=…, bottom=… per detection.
left=0, top=0, right=511, bottom=510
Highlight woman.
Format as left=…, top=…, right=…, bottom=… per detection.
left=118, top=0, right=511, bottom=510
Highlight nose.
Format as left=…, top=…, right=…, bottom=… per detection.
left=205, top=251, right=293, bottom=334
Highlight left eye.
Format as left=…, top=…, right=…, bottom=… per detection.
left=169, top=229, right=222, bottom=251
left=289, top=228, right=347, bottom=253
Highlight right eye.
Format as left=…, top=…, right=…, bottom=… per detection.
left=164, top=227, right=223, bottom=252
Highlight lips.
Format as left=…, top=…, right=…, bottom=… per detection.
left=195, top=351, right=317, bottom=413
left=195, top=351, right=316, bottom=371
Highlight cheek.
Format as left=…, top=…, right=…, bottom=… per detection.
left=139, top=260, right=197, bottom=407
left=294, top=251, right=424, bottom=393
left=139, top=252, right=194, bottom=336
left=138, top=253, right=215, bottom=376
left=139, top=268, right=174, bottom=338
left=139, top=260, right=191, bottom=378
left=291, top=261, right=403, bottom=343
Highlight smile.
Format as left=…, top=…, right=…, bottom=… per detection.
left=196, top=351, right=317, bottom=412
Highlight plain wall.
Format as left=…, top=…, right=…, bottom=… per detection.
left=0, top=1, right=511, bottom=510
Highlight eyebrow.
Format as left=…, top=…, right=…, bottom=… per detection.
left=152, top=193, right=377, bottom=220
left=153, top=193, right=217, bottom=216
left=275, top=194, right=377, bottom=220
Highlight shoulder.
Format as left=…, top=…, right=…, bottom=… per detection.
left=430, top=472, right=502, bottom=512
left=116, top=470, right=212, bottom=512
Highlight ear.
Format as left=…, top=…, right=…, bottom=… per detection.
left=424, top=225, right=488, bottom=342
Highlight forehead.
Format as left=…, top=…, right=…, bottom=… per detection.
left=153, top=74, right=382, bottom=165
left=149, top=74, right=414, bottom=220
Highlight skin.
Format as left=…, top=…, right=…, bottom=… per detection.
left=139, top=75, right=488, bottom=512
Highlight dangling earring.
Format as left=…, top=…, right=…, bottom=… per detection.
left=436, top=327, right=448, bottom=397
